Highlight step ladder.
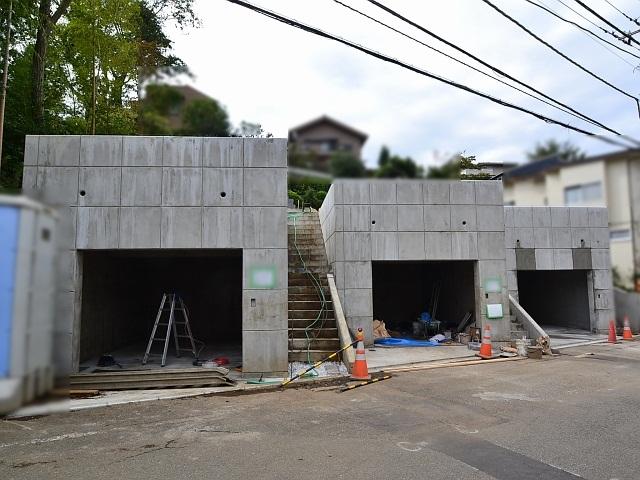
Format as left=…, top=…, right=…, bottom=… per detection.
left=142, top=293, right=197, bottom=367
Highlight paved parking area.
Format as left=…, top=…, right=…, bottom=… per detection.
left=1, top=341, right=639, bottom=479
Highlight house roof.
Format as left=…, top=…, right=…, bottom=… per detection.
left=289, top=115, right=368, bottom=143
left=171, top=85, right=212, bottom=103
left=501, top=148, right=640, bottom=181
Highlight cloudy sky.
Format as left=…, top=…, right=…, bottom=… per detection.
left=169, top=0, right=640, bottom=168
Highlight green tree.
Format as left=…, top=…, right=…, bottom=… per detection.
left=375, top=145, right=423, bottom=178
left=329, top=151, right=366, bottom=178
left=426, top=153, right=490, bottom=180
left=180, top=98, right=230, bottom=137
left=527, top=139, right=585, bottom=163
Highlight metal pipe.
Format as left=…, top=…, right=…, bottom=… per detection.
left=339, top=375, right=392, bottom=392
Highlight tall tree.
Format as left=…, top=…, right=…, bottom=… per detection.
left=180, top=98, right=230, bottom=137
left=31, top=0, right=71, bottom=132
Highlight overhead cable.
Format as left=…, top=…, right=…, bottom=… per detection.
left=572, top=0, right=640, bottom=45
left=333, top=0, right=620, bottom=134
left=479, top=0, right=640, bottom=116
left=524, top=0, right=640, bottom=61
left=224, top=0, right=640, bottom=148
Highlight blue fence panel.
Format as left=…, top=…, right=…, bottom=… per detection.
left=0, top=206, right=19, bottom=377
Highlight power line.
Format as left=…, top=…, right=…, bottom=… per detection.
left=572, top=0, right=640, bottom=45
left=479, top=0, right=640, bottom=115
left=333, top=0, right=620, bottom=134
left=223, top=0, right=639, bottom=148
left=525, top=0, right=640, bottom=62
left=601, top=0, right=640, bottom=26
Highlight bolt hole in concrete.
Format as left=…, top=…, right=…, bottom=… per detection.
left=80, top=190, right=86, bottom=196
left=78, top=250, right=243, bottom=373
left=220, top=191, right=226, bottom=197
left=462, top=221, right=466, bottom=225
left=371, top=220, right=376, bottom=225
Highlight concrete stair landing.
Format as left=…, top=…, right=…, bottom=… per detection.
left=288, top=210, right=340, bottom=362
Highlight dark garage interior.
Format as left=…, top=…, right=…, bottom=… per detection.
left=517, top=270, right=591, bottom=330
left=79, top=250, right=242, bottom=369
left=372, top=261, right=477, bottom=335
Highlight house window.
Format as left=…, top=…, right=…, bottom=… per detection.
left=610, top=229, right=631, bottom=242
left=564, top=181, right=602, bottom=205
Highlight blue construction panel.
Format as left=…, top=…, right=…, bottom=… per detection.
left=0, top=206, right=19, bottom=377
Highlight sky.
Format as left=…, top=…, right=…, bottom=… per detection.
left=168, top=0, right=640, bottom=169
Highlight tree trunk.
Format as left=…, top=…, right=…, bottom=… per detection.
left=31, top=0, right=51, bottom=133
left=31, top=0, right=72, bottom=133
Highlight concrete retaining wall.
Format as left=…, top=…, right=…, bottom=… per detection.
left=318, top=180, right=511, bottom=343
left=504, top=206, right=614, bottom=333
left=23, top=135, right=289, bottom=375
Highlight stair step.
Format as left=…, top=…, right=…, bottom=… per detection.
left=288, top=350, right=342, bottom=362
left=288, top=286, right=331, bottom=295
left=288, top=277, right=330, bottom=287
left=289, top=309, right=335, bottom=319
left=288, top=293, right=329, bottom=301
left=289, top=318, right=337, bottom=328
left=289, top=338, right=341, bottom=350
left=289, top=327, right=339, bottom=338
left=288, top=300, right=332, bottom=309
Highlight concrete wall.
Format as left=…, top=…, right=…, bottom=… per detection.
left=23, top=135, right=289, bottom=375
left=504, top=206, right=614, bottom=333
left=319, top=179, right=511, bottom=343
left=502, top=158, right=637, bottom=289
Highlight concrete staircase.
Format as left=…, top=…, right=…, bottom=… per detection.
left=288, top=210, right=340, bottom=362
left=510, top=316, right=528, bottom=341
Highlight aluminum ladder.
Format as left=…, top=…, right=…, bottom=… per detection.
left=142, top=293, right=197, bottom=367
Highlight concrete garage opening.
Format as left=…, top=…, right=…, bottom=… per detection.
left=372, top=261, right=477, bottom=335
left=78, top=250, right=242, bottom=372
left=516, top=270, right=592, bottom=331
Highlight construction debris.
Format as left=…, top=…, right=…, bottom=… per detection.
left=373, top=319, right=391, bottom=339
left=536, top=336, right=552, bottom=355
left=70, top=367, right=235, bottom=391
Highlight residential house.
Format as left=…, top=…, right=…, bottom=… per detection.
left=288, top=115, right=368, bottom=172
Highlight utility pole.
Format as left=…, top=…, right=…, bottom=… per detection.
left=0, top=0, right=13, bottom=175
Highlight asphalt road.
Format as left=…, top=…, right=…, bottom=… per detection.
left=2, top=341, right=640, bottom=480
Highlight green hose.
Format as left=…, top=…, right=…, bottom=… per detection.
left=288, top=211, right=329, bottom=369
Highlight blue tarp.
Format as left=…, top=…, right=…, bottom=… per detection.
left=374, top=338, right=441, bottom=347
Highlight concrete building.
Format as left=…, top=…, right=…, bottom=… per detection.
left=20, top=137, right=616, bottom=377
left=22, top=135, right=289, bottom=377
left=319, top=180, right=614, bottom=341
left=502, top=149, right=640, bottom=291
left=319, top=180, right=512, bottom=343
left=504, top=206, right=613, bottom=333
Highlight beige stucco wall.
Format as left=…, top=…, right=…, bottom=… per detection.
left=503, top=178, right=546, bottom=205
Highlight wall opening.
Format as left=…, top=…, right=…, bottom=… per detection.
left=79, top=250, right=242, bottom=370
left=372, top=261, right=477, bottom=335
left=516, top=270, right=591, bottom=330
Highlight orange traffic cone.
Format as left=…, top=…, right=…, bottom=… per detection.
left=608, top=320, right=618, bottom=344
left=478, top=324, right=493, bottom=359
left=623, top=316, right=634, bottom=341
left=351, top=327, right=371, bottom=380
